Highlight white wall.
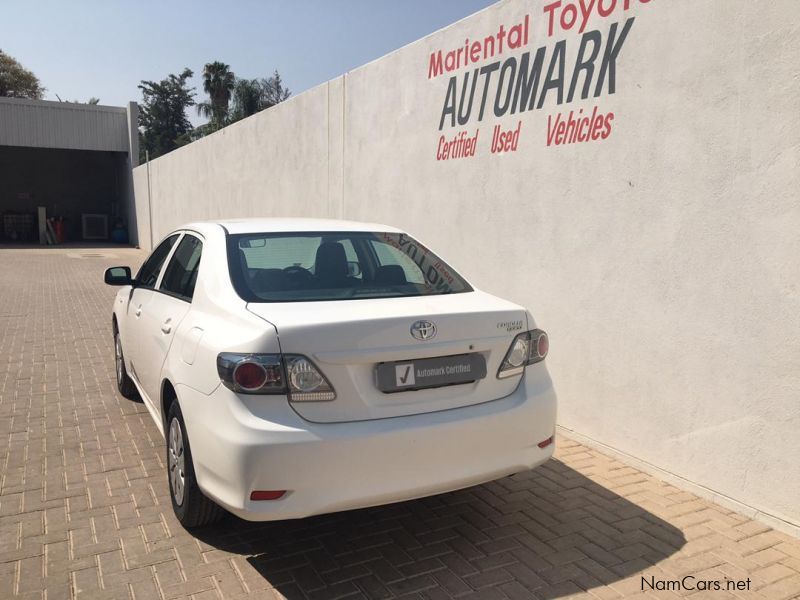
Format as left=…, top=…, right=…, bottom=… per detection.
left=134, top=0, right=800, bottom=531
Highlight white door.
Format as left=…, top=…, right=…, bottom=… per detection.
left=135, top=233, right=203, bottom=412
left=125, top=233, right=181, bottom=408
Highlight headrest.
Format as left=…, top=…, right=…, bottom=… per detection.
left=314, top=242, right=348, bottom=281
left=374, top=264, right=407, bottom=285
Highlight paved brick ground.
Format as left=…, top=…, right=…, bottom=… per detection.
left=1, top=246, right=799, bottom=600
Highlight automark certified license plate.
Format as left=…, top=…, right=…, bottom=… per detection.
left=375, top=353, right=487, bottom=393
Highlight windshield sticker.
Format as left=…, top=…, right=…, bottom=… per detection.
left=379, top=232, right=458, bottom=293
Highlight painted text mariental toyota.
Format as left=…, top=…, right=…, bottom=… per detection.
left=105, top=219, right=557, bottom=526
left=431, top=0, right=653, bottom=157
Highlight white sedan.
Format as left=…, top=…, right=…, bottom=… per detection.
left=105, top=219, right=557, bottom=527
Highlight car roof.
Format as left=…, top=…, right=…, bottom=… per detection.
left=182, top=217, right=404, bottom=235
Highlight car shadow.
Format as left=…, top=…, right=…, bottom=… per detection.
left=192, top=458, right=686, bottom=599
left=124, top=390, right=144, bottom=404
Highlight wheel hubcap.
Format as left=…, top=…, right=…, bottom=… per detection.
left=168, top=418, right=186, bottom=505
left=115, top=335, right=123, bottom=384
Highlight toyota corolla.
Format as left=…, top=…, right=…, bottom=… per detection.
left=105, top=219, right=557, bottom=527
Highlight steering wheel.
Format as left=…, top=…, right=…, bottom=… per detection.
left=282, top=265, right=313, bottom=281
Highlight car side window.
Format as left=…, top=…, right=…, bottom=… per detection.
left=159, top=235, right=203, bottom=302
left=136, top=234, right=179, bottom=289
left=369, top=239, right=426, bottom=284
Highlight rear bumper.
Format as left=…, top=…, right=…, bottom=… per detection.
left=176, top=366, right=557, bottom=521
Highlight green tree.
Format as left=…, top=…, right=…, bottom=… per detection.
left=0, top=49, right=44, bottom=99
left=138, top=68, right=195, bottom=160
left=197, top=61, right=235, bottom=129
left=262, top=70, right=291, bottom=106
left=229, top=71, right=292, bottom=124
left=229, top=78, right=264, bottom=122
left=56, top=95, right=100, bottom=104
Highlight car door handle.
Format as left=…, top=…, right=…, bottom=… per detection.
left=161, top=319, right=172, bottom=334
left=135, top=305, right=142, bottom=317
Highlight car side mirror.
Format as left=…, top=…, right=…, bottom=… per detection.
left=104, top=266, right=133, bottom=286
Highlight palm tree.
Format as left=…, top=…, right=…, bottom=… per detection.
left=197, top=61, right=235, bottom=129
left=228, top=72, right=292, bottom=124
left=229, top=78, right=263, bottom=122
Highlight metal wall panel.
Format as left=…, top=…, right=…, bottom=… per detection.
left=0, top=97, right=130, bottom=152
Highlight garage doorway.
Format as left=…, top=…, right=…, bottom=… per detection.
left=0, top=145, right=131, bottom=244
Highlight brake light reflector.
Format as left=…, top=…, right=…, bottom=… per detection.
left=250, top=490, right=286, bottom=501
left=537, top=436, right=554, bottom=449
left=534, top=331, right=549, bottom=360
left=233, top=362, right=268, bottom=390
left=217, top=353, right=284, bottom=394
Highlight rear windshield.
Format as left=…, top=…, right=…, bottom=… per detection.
left=227, top=231, right=473, bottom=302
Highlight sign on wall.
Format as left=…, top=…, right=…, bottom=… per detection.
left=429, top=0, right=654, bottom=159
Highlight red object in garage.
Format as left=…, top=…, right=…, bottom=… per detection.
left=54, top=219, right=65, bottom=243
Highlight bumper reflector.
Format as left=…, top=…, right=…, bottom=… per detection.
left=537, top=436, right=554, bottom=449
left=250, top=490, right=286, bottom=501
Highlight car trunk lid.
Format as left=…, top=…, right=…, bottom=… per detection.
left=246, top=291, right=527, bottom=423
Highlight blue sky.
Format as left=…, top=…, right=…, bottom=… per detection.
left=2, top=0, right=497, bottom=125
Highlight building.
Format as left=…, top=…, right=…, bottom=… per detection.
left=0, top=96, right=138, bottom=244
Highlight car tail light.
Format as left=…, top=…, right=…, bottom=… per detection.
left=534, top=330, right=549, bottom=359
left=217, top=353, right=284, bottom=394
left=234, top=362, right=268, bottom=390
left=497, top=329, right=549, bottom=379
left=217, top=353, right=335, bottom=401
left=285, top=356, right=336, bottom=402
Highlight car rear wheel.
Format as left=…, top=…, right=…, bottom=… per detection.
left=114, top=330, right=138, bottom=399
left=166, top=401, right=224, bottom=527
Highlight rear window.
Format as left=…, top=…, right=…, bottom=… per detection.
left=228, top=231, right=472, bottom=302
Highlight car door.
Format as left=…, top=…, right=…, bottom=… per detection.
left=125, top=233, right=180, bottom=401
left=135, top=232, right=204, bottom=409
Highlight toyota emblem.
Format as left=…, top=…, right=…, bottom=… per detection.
left=410, top=320, right=436, bottom=341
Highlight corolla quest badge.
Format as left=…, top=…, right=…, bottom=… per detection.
left=410, top=320, right=436, bottom=341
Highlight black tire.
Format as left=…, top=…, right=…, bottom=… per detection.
left=166, top=401, right=224, bottom=528
left=114, top=329, right=138, bottom=399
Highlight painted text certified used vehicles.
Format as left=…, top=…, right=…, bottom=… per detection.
left=105, top=219, right=557, bottom=527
